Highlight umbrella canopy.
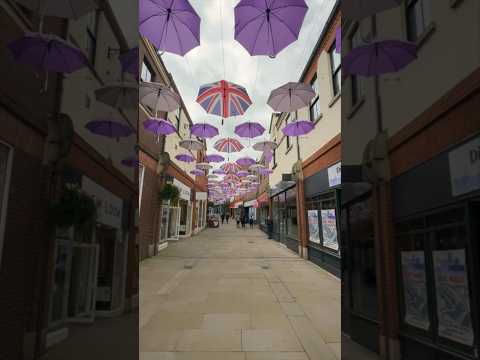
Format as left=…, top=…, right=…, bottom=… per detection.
left=221, top=162, right=242, bottom=174
left=196, top=162, right=212, bottom=170
left=344, top=40, right=417, bottom=77
left=139, top=0, right=201, bottom=56
left=8, top=32, right=88, bottom=73
left=236, top=157, right=256, bottom=167
left=190, top=123, right=219, bottom=139
left=246, top=174, right=258, bottom=180
left=253, top=140, right=277, bottom=152
left=196, top=80, right=252, bottom=118
left=85, top=119, right=133, bottom=139
left=120, top=46, right=139, bottom=76
left=206, top=154, right=225, bottom=163
left=282, top=120, right=315, bottom=136
left=15, top=0, right=97, bottom=19
left=190, top=169, right=205, bottom=177
left=234, top=122, right=265, bottom=138
left=143, top=118, right=176, bottom=135
left=207, top=174, right=218, bottom=179
left=237, top=170, right=249, bottom=177
left=140, top=82, right=181, bottom=112
left=263, top=149, right=273, bottom=164
left=343, top=0, right=403, bottom=21
left=121, top=156, right=140, bottom=167
left=179, top=139, right=204, bottom=151
left=175, top=153, right=195, bottom=163
left=95, top=82, right=138, bottom=110
left=234, top=0, right=308, bottom=58
left=213, top=168, right=226, bottom=175
left=214, top=138, right=244, bottom=153
left=267, top=82, right=315, bottom=112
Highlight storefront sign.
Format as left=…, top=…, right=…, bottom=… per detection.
left=196, top=192, right=207, bottom=200
left=449, top=136, right=480, bottom=196
left=401, top=251, right=430, bottom=330
left=244, top=199, right=256, bottom=207
left=81, top=176, right=122, bottom=229
left=173, top=179, right=191, bottom=201
left=433, top=249, right=474, bottom=346
left=320, top=209, right=338, bottom=251
left=328, top=162, right=341, bottom=187
left=308, top=210, right=320, bottom=244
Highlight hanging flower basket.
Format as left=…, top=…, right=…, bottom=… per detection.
left=159, top=184, right=180, bottom=205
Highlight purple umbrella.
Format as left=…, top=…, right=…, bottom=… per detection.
left=120, top=46, right=139, bottom=76
left=264, top=149, right=273, bottom=164
left=237, top=170, right=249, bottom=177
left=335, top=27, right=341, bottom=54
left=190, top=123, right=219, bottom=139
left=139, top=0, right=201, bottom=56
left=267, top=82, right=315, bottom=112
left=213, top=168, right=226, bottom=175
left=190, top=169, right=205, bottom=177
left=206, top=154, right=225, bottom=163
left=121, top=157, right=140, bottom=167
left=259, top=168, right=273, bottom=176
left=282, top=120, right=315, bottom=136
left=234, top=0, right=308, bottom=58
left=85, top=119, right=133, bottom=139
left=236, top=157, right=256, bottom=167
left=143, top=118, right=176, bottom=135
left=234, top=122, right=265, bottom=138
left=175, top=153, right=195, bottom=163
left=343, top=40, right=417, bottom=77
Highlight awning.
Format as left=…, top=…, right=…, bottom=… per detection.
left=244, top=199, right=257, bottom=207
left=257, top=192, right=269, bottom=204
left=229, top=201, right=242, bottom=209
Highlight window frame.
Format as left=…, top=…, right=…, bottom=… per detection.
left=349, top=27, right=363, bottom=106
left=285, top=113, right=291, bottom=150
left=139, top=164, right=145, bottom=213
left=329, top=43, right=341, bottom=96
left=309, top=74, right=321, bottom=122
left=0, top=142, right=14, bottom=270
left=406, top=0, right=432, bottom=42
left=86, top=11, right=99, bottom=66
left=140, top=58, right=154, bottom=83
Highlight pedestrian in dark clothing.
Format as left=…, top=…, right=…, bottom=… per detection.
left=249, top=215, right=254, bottom=228
left=226, top=214, right=230, bottom=223
left=236, top=214, right=240, bottom=228
left=241, top=216, right=246, bottom=228
left=221, top=214, right=225, bottom=224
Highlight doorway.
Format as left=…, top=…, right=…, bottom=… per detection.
left=95, top=225, right=116, bottom=311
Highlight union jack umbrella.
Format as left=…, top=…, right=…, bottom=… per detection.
left=214, top=138, right=244, bottom=153
left=221, top=162, right=241, bottom=174
left=196, top=80, right=252, bottom=118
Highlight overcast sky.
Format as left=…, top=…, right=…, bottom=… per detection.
left=113, top=0, right=336, bottom=167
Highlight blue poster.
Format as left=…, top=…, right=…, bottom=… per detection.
left=321, top=209, right=338, bottom=251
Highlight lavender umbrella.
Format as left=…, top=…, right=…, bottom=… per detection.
left=343, top=40, right=417, bottom=77
left=143, top=118, right=176, bottom=135
left=95, top=82, right=138, bottom=110
left=343, top=0, right=403, bottom=21
left=206, top=154, right=225, bottom=163
left=140, top=82, right=181, bottom=112
left=190, top=123, right=219, bottom=139
left=234, top=122, right=265, bottom=138
left=259, top=168, right=273, bottom=176
left=267, top=82, right=315, bottom=112
left=121, top=157, right=140, bottom=167
left=237, top=170, right=249, bottom=177
left=175, top=153, right=195, bottom=163
left=236, top=157, right=256, bottom=167
left=282, top=120, right=315, bottom=136
left=85, top=119, right=133, bottom=139
left=120, top=46, right=139, bottom=76
left=190, top=169, right=205, bottom=177
left=234, top=0, right=308, bottom=57
left=196, top=162, right=212, bottom=170
left=139, top=0, right=201, bottom=56
left=213, top=168, right=226, bottom=175
left=264, top=149, right=273, bottom=164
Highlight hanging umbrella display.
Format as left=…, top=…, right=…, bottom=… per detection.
left=206, top=154, right=224, bottom=163
left=236, top=157, right=256, bottom=167
left=234, top=0, right=308, bottom=58
left=121, top=156, right=140, bottom=168
left=175, top=153, right=195, bottom=163
left=246, top=174, right=258, bottom=180
left=224, top=173, right=240, bottom=182
left=214, top=138, right=244, bottom=153
left=263, top=149, right=273, bottom=164
left=190, top=123, right=219, bottom=139
left=343, top=40, right=417, bottom=77
left=120, top=46, right=139, bottom=76
left=190, top=169, right=205, bottom=177
left=196, top=162, right=212, bottom=170
left=143, top=118, right=176, bottom=135
left=139, top=0, right=200, bottom=56
left=343, top=0, right=403, bottom=21
left=237, top=170, right=249, bottom=177
left=85, top=119, right=133, bottom=140
left=213, top=168, right=226, bottom=175
left=221, top=162, right=241, bottom=174
left=234, top=121, right=265, bottom=138
left=196, top=80, right=252, bottom=119
left=140, top=82, right=181, bottom=112
left=282, top=120, right=315, bottom=137
left=15, top=0, right=97, bottom=19
left=179, top=139, right=204, bottom=151
left=95, top=82, right=138, bottom=110
left=259, top=168, right=273, bottom=176
left=267, top=82, right=315, bottom=112
left=207, top=174, right=218, bottom=179
left=253, top=140, right=277, bottom=152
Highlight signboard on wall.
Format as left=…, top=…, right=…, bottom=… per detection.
left=308, top=210, right=320, bottom=244
left=320, top=209, right=338, bottom=251
left=196, top=192, right=207, bottom=200
left=401, top=251, right=430, bottom=330
left=173, top=179, right=191, bottom=201
left=328, top=162, right=341, bottom=187
left=82, top=176, right=122, bottom=229
left=449, top=136, right=480, bottom=196
left=433, top=249, right=474, bottom=346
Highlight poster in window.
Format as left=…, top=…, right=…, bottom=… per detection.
left=320, top=209, right=338, bottom=251
left=308, top=210, right=320, bottom=244
left=433, top=249, right=474, bottom=346
left=401, top=251, right=430, bottom=330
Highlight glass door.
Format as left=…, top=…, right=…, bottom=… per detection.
left=159, top=205, right=170, bottom=244
left=168, top=207, right=181, bottom=240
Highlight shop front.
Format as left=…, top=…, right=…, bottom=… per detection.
left=257, top=192, right=270, bottom=233
left=194, top=191, right=207, bottom=233
left=271, top=183, right=298, bottom=253
left=304, top=161, right=341, bottom=277
left=174, top=178, right=193, bottom=238
left=243, top=199, right=257, bottom=222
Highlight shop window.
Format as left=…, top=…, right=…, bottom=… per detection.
left=176, top=108, right=181, bottom=130
left=141, top=58, right=154, bottom=82
left=309, top=74, right=321, bottom=122
left=329, top=43, right=341, bottom=96
left=0, top=143, right=13, bottom=269
left=406, top=0, right=432, bottom=42
left=350, top=27, right=363, bottom=106
left=286, top=188, right=297, bottom=240
left=306, top=191, right=339, bottom=252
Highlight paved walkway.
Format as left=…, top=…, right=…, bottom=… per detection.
left=140, top=222, right=341, bottom=360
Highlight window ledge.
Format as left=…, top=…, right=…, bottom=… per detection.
left=347, top=96, right=365, bottom=120
left=328, top=92, right=341, bottom=108
left=313, top=113, right=323, bottom=125
left=415, top=22, right=436, bottom=51
left=285, top=144, right=293, bottom=155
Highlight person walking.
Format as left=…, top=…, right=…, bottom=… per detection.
left=241, top=214, right=246, bottom=228
left=226, top=213, right=230, bottom=223
left=221, top=213, right=225, bottom=224
left=236, top=213, right=240, bottom=228
left=249, top=215, right=254, bottom=228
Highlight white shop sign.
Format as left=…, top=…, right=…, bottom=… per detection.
left=174, top=179, right=191, bottom=201
left=449, top=136, right=480, bottom=197
left=82, top=176, right=122, bottom=229
left=328, top=162, right=341, bottom=187
left=196, top=192, right=207, bottom=201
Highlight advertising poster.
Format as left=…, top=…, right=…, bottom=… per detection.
left=433, top=249, right=474, bottom=346
left=320, top=209, right=338, bottom=251
left=401, top=251, right=430, bottom=330
left=308, top=210, right=320, bottom=244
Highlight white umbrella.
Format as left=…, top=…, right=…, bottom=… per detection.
left=267, top=82, right=315, bottom=112
left=196, top=162, right=213, bottom=170
left=250, top=164, right=266, bottom=172
left=253, top=141, right=277, bottom=152
left=179, top=139, right=204, bottom=151
left=95, top=82, right=138, bottom=110
left=16, top=0, right=97, bottom=19
left=140, top=82, right=181, bottom=112
left=343, top=0, right=403, bottom=21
